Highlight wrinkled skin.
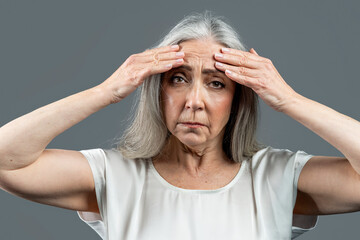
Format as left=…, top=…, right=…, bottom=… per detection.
left=158, top=38, right=238, bottom=177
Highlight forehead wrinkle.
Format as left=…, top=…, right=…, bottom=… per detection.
left=174, top=65, right=225, bottom=76
left=183, top=53, right=221, bottom=75
left=176, top=40, right=226, bottom=76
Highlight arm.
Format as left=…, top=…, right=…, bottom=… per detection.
left=0, top=86, right=112, bottom=213
left=0, top=86, right=111, bottom=171
left=283, top=94, right=360, bottom=215
left=282, top=94, right=360, bottom=174
left=214, top=47, right=360, bottom=215
left=0, top=44, right=184, bottom=212
left=0, top=44, right=183, bottom=171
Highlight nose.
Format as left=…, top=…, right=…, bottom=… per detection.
left=185, top=80, right=205, bottom=111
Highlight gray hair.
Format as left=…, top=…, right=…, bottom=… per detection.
left=115, top=10, right=266, bottom=163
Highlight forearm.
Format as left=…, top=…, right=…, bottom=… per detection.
left=282, top=93, right=360, bottom=174
left=0, top=85, right=113, bottom=170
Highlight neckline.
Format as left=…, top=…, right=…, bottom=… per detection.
left=148, top=158, right=246, bottom=194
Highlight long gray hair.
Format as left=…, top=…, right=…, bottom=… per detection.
left=115, top=10, right=266, bottom=163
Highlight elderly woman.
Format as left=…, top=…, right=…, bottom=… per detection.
left=0, top=11, right=360, bottom=240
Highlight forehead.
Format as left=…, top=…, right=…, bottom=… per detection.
left=179, top=39, right=224, bottom=65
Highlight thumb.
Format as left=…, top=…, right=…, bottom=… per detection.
left=250, top=48, right=259, bottom=56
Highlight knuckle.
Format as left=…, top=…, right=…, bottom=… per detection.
left=127, top=54, right=137, bottom=64
left=238, top=55, right=247, bottom=65
left=264, top=60, right=273, bottom=70
left=244, top=52, right=252, bottom=59
left=265, top=58, right=272, bottom=64
left=239, top=67, right=246, bottom=75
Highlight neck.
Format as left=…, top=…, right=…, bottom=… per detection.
left=154, top=135, right=233, bottom=177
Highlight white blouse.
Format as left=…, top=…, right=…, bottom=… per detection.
left=77, top=146, right=318, bottom=239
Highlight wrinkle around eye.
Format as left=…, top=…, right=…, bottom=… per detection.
left=209, top=81, right=225, bottom=89
left=169, top=77, right=225, bottom=90
left=170, top=75, right=186, bottom=84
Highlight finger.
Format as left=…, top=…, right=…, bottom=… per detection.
left=145, top=51, right=185, bottom=63
left=221, top=47, right=268, bottom=63
left=147, top=58, right=184, bottom=76
left=145, top=44, right=180, bottom=55
left=224, top=69, right=255, bottom=88
left=214, top=61, right=258, bottom=78
left=250, top=48, right=259, bottom=56
left=214, top=52, right=261, bottom=69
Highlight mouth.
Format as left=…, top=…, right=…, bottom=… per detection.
left=179, top=122, right=205, bottom=128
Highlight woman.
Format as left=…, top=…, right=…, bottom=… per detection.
left=0, top=11, right=359, bottom=239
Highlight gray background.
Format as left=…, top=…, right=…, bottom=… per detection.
left=0, top=0, right=359, bottom=239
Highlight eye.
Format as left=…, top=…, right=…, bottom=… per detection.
left=170, top=76, right=186, bottom=84
left=210, top=81, right=225, bottom=89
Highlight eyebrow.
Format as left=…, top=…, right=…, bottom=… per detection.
left=174, top=64, right=224, bottom=75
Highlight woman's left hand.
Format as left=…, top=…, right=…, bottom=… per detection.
left=214, top=47, right=298, bottom=112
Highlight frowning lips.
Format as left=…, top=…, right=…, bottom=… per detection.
left=179, top=122, right=205, bottom=126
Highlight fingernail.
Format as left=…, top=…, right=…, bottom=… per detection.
left=225, top=69, right=233, bottom=75
left=215, top=53, right=223, bottom=58
left=222, top=47, right=230, bottom=52
left=176, top=52, right=184, bottom=57
left=176, top=58, right=183, bottom=63
left=171, top=44, right=179, bottom=49
left=165, top=63, right=172, bottom=68
left=215, top=62, right=224, bottom=67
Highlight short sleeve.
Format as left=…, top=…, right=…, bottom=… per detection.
left=291, top=150, right=319, bottom=239
left=76, top=148, right=107, bottom=240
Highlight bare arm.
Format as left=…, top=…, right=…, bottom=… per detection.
left=0, top=44, right=184, bottom=171
left=0, top=44, right=184, bottom=213
left=0, top=85, right=112, bottom=171
left=0, top=85, right=113, bottom=213
left=214, top=47, right=360, bottom=215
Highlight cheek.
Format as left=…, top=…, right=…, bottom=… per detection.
left=161, top=89, right=182, bottom=125
left=161, top=84, right=235, bottom=128
left=211, top=94, right=234, bottom=125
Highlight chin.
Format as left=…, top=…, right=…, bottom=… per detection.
left=176, top=135, right=207, bottom=148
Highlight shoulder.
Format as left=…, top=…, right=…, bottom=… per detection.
left=103, top=148, right=148, bottom=170
left=251, top=146, right=313, bottom=177
left=80, top=148, right=148, bottom=174
left=251, top=146, right=294, bottom=166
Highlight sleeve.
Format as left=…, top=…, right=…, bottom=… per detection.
left=76, top=148, right=107, bottom=240
left=291, top=150, right=319, bottom=239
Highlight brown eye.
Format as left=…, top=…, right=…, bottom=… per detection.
left=170, top=76, right=186, bottom=84
left=210, top=81, right=225, bottom=89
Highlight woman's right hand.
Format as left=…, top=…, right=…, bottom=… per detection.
left=99, top=44, right=185, bottom=104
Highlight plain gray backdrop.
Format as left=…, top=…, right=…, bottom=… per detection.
left=1, top=0, right=359, bottom=239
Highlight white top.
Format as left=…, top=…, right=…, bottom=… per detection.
left=77, top=146, right=319, bottom=240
